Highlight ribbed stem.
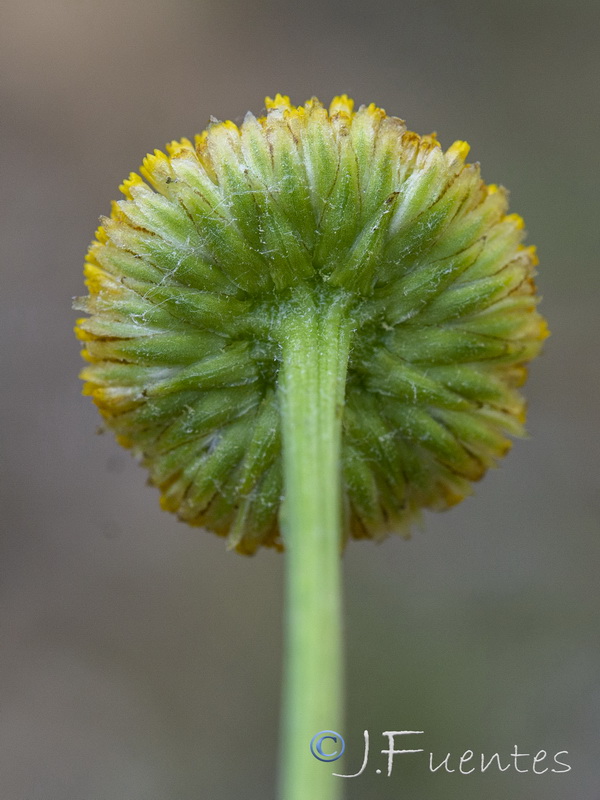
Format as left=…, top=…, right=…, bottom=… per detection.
left=276, top=287, right=352, bottom=800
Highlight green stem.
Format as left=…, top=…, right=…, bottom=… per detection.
left=276, top=287, right=353, bottom=800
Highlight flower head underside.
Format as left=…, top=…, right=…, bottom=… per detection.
left=75, top=95, right=547, bottom=553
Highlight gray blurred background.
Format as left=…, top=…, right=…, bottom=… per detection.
left=1, top=0, right=598, bottom=798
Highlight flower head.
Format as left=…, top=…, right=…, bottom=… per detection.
left=75, top=95, right=547, bottom=553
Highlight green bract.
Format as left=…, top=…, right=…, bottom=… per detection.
left=76, top=94, right=547, bottom=554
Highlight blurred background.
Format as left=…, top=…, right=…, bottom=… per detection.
left=1, top=0, right=598, bottom=797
